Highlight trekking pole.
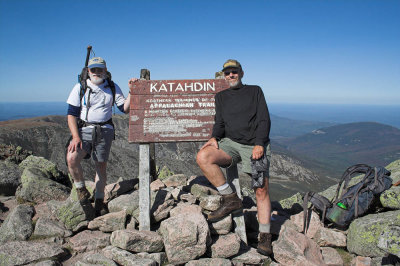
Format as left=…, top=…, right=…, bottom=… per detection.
left=85, top=45, right=92, bottom=67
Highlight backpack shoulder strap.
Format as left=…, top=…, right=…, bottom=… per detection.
left=334, top=164, right=372, bottom=202
left=106, top=78, right=116, bottom=106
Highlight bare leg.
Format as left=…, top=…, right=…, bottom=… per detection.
left=196, top=146, right=232, bottom=187
left=255, top=177, right=271, bottom=224
left=67, top=148, right=87, bottom=183
left=94, top=161, right=107, bottom=199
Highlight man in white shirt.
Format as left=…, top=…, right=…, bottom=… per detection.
left=66, top=56, right=137, bottom=217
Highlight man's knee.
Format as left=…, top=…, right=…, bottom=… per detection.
left=255, top=185, right=269, bottom=200
left=67, top=152, right=81, bottom=168
left=196, top=149, right=211, bottom=166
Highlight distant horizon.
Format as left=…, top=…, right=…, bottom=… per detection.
left=1, top=100, right=399, bottom=107
left=1, top=101, right=399, bottom=129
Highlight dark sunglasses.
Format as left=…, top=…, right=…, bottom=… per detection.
left=224, top=70, right=239, bottom=76
left=89, top=68, right=105, bottom=74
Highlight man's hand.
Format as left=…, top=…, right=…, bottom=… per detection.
left=68, top=137, right=83, bottom=153
left=252, top=145, right=264, bottom=160
left=200, top=137, right=219, bottom=150
left=128, top=78, right=139, bottom=91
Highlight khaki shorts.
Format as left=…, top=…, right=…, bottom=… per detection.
left=218, top=137, right=271, bottom=174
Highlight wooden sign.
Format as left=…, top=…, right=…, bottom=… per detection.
left=129, top=79, right=229, bottom=143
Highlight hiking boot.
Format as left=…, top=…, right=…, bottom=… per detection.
left=257, top=232, right=273, bottom=256
left=207, top=192, right=243, bottom=222
left=76, top=187, right=91, bottom=203
left=94, top=199, right=109, bottom=217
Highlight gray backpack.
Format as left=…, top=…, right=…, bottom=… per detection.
left=303, top=164, right=392, bottom=232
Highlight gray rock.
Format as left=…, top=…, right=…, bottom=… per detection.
left=231, top=247, right=271, bottom=265
left=273, top=223, right=325, bottom=266
left=159, top=213, right=210, bottom=264
left=16, top=167, right=70, bottom=204
left=209, top=233, right=241, bottom=258
left=0, top=240, right=66, bottom=265
left=102, top=246, right=156, bottom=266
left=0, top=160, right=21, bottom=195
left=209, top=215, right=232, bottom=235
left=185, top=258, right=232, bottom=266
left=56, top=197, right=94, bottom=231
left=314, top=227, right=347, bottom=247
left=28, top=260, right=60, bottom=266
left=377, top=225, right=400, bottom=257
left=33, top=217, right=72, bottom=238
left=162, top=174, right=187, bottom=187
left=0, top=204, right=34, bottom=243
left=321, top=247, right=343, bottom=266
left=110, top=229, right=164, bottom=253
left=19, top=155, right=70, bottom=187
left=200, top=195, right=221, bottom=211
left=69, top=230, right=110, bottom=253
left=380, top=186, right=400, bottom=210
left=135, top=252, right=167, bottom=266
left=276, top=192, right=303, bottom=214
left=190, top=183, right=218, bottom=198
left=88, top=210, right=127, bottom=232
left=180, top=193, right=197, bottom=204
left=108, top=190, right=139, bottom=216
left=150, top=179, right=165, bottom=191
left=152, top=199, right=174, bottom=222
left=104, top=179, right=138, bottom=202
left=75, top=253, right=117, bottom=266
left=347, top=210, right=400, bottom=257
left=170, top=202, right=202, bottom=217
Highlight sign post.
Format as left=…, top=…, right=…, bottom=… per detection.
left=129, top=76, right=247, bottom=243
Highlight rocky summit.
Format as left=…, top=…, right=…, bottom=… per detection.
left=0, top=148, right=399, bottom=265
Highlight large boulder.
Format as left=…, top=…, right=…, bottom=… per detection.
left=102, top=246, right=157, bottom=266
left=273, top=222, right=326, bottom=266
left=208, top=233, right=241, bottom=258
left=0, top=204, right=34, bottom=243
left=0, top=240, right=66, bottom=265
left=347, top=210, right=400, bottom=257
left=159, top=212, right=210, bottom=264
left=33, top=217, right=72, bottom=238
left=108, top=190, right=139, bottom=216
left=0, top=160, right=22, bottom=195
left=16, top=167, right=70, bottom=204
left=88, top=210, right=127, bottom=232
left=75, top=253, right=118, bottom=266
left=56, top=197, right=95, bottom=231
left=231, top=247, right=271, bottom=265
left=69, top=230, right=110, bottom=253
left=19, top=155, right=70, bottom=187
left=380, top=186, right=400, bottom=210
left=186, top=258, right=232, bottom=266
left=110, top=229, right=164, bottom=253
left=377, top=225, right=400, bottom=257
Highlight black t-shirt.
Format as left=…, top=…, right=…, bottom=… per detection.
left=211, top=84, right=271, bottom=146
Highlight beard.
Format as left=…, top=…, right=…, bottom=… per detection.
left=228, top=79, right=240, bottom=88
left=89, top=73, right=105, bottom=85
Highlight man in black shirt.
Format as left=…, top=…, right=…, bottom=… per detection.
left=196, top=59, right=272, bottom=255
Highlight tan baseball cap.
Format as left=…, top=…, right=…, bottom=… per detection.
left=222, top=59, right=242, bottom=71
left=88, top=57, right=106, bottom=68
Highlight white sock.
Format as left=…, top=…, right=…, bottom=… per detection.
left=259, top=223, right=271, bottom=233
left=74, top=181, right=85, bottom=189
left=217, top=183, right=233, bottom=195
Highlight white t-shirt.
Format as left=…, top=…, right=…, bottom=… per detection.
left=67, top=79, right=125, bottom=128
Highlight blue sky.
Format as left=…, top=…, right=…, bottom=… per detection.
left=0, top=0, right=399, bottom=104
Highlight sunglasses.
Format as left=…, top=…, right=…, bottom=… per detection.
left=224, top=70, right=239, bottom=76
left=89, top=68, right=105, bottom=74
